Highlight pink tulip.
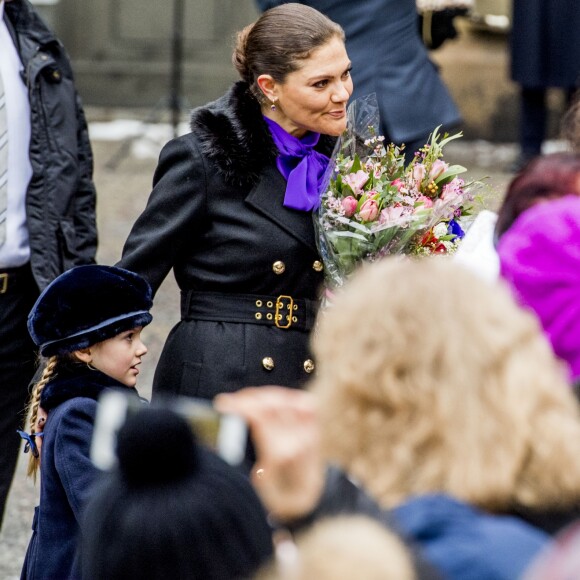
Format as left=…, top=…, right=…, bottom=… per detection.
left=391, top=178, right=405, bottom=192
left=429, top=159, right=449, bottom=180
left=341, top=196, right=358, bottom=217
left=343, top=170, right=369, bottom=195
left=358, top=199, right=379, bottom=222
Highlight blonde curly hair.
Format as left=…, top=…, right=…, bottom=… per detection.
left=310, top=258, right=580, bottom=513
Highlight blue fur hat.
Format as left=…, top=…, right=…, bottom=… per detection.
left=28, top=265, right=153, bottom=357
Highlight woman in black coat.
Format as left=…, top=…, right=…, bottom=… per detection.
left=119, top=4, right=353, bottom=399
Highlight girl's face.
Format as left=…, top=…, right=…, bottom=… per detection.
left=83, top=327, right=148, bottom=387
left=260, top=36, right=353, bottom=138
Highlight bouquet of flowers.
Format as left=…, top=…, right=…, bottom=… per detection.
left=316, top=94, right=477, bottom=288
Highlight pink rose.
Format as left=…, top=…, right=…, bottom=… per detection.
left=343, top=170, right=369, bottom=195
left=429, top=159, right=449, bottom=180
left=358, top=199, right=379, bottom=222
left=341, top=196, right=358, bottom=217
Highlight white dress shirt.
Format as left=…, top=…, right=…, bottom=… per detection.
left=0, top=0, right=32, bottom=268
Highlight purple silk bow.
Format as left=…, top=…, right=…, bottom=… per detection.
left=264, top=116, right=330, bottom=211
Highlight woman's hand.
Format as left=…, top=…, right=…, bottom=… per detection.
left=214, top=386, right=325, bottom=523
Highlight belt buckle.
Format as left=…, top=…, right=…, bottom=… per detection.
left=275, top=295, right=294, bottom=329
left=0, top=273, right=7, bottom=294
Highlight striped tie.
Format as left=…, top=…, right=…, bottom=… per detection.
left=0, top=69, right=7, bottom=245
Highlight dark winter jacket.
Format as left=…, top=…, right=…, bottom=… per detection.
left=4, top=0, right=97, bottom=291
left=119, top=81, right=335, bottom=397
left=21, top=364, right=140, bottom=580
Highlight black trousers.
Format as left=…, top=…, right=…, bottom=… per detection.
left=0, top=264, right=39, bottom=529
left=520, top=87, right=576, bottom=157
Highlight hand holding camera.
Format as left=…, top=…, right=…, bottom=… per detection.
left=215, top=386, right=325, bottom=523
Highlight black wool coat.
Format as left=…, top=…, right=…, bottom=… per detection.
left=119, top=82, right=335, bottom=398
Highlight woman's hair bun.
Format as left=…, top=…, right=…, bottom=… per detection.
left=232, top=23, right=254, bottom=83
left=116, top=407, right=199, bottom=486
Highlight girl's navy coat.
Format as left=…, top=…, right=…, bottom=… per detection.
left=21, top=365, right=137, bottom=580
left=119, top=82, right=334, bottom=399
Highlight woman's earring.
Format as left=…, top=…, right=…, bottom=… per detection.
left=86, top=362, right=97, bottom=371
left=270, top=100, right=277, bottom=111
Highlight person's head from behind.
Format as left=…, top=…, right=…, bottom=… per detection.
left=498, top=195, right=580, bottom=384
left=233, top=3, right=352, bottom=138
left=82, top=406, right=273, bottom=580
left=494, top=152, right=580, bottom=242
left=25, top=265, right=153, bottom=475
left=310, top=258, right=580, bottom=512
left=256, top=515, right=415, bottom=580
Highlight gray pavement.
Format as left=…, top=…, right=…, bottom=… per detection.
left=0, top=112, right=528, bottom=576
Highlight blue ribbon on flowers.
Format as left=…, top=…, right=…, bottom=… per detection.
left=264, top=116, right=330, bottom=211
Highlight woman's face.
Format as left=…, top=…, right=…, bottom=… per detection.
left=262, top=36, right=353, bottom=138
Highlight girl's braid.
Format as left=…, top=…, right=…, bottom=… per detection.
left=26, top=356, right=58, bottom=480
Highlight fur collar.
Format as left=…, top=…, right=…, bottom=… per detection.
left=40, top=362, right=139, bottom=412
left=189, top=81, right=337, bottom=189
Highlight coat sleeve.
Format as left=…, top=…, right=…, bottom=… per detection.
left=117, top=135, right=209, bottom=294
left=71, top=94, right=98, bottom=264
left=53, top=401, right=100, bottom=524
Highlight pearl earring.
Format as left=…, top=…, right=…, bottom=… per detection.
left=270, top=100, right=277, bottom=111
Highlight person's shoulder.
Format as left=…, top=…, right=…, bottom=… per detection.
left=393, top=494, right=548, bottom=579
left=186, top=81, right=274, bottom=188
left=189, top=81, right=257, bottom=134
left=4, top=0, right=57, bottom=44
left=49, top=395, right=99, bottom=420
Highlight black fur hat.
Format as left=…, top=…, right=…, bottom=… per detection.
left=28, top=265, right=153, bottom=357
left=82, top=407, right=273, bottom=579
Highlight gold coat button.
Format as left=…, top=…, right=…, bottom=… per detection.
left=272, top=261, right=286, bottom=275
left=303, top=359, right=315, bottom=374
left=312, top=260, right=324, bottom=272
left=262, top=357, right=275, bottom=371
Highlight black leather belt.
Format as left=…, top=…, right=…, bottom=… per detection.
left=181, top=290, right=318, bottom=331
left=0, top=264, right=32, bottom=295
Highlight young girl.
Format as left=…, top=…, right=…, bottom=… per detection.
left=19, top=265, right=152, bottom=580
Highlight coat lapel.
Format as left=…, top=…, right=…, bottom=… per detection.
left=245, top=166, right=319, bottom=253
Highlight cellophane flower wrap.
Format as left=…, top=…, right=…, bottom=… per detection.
left=315, top=94, right=476, bottom=288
